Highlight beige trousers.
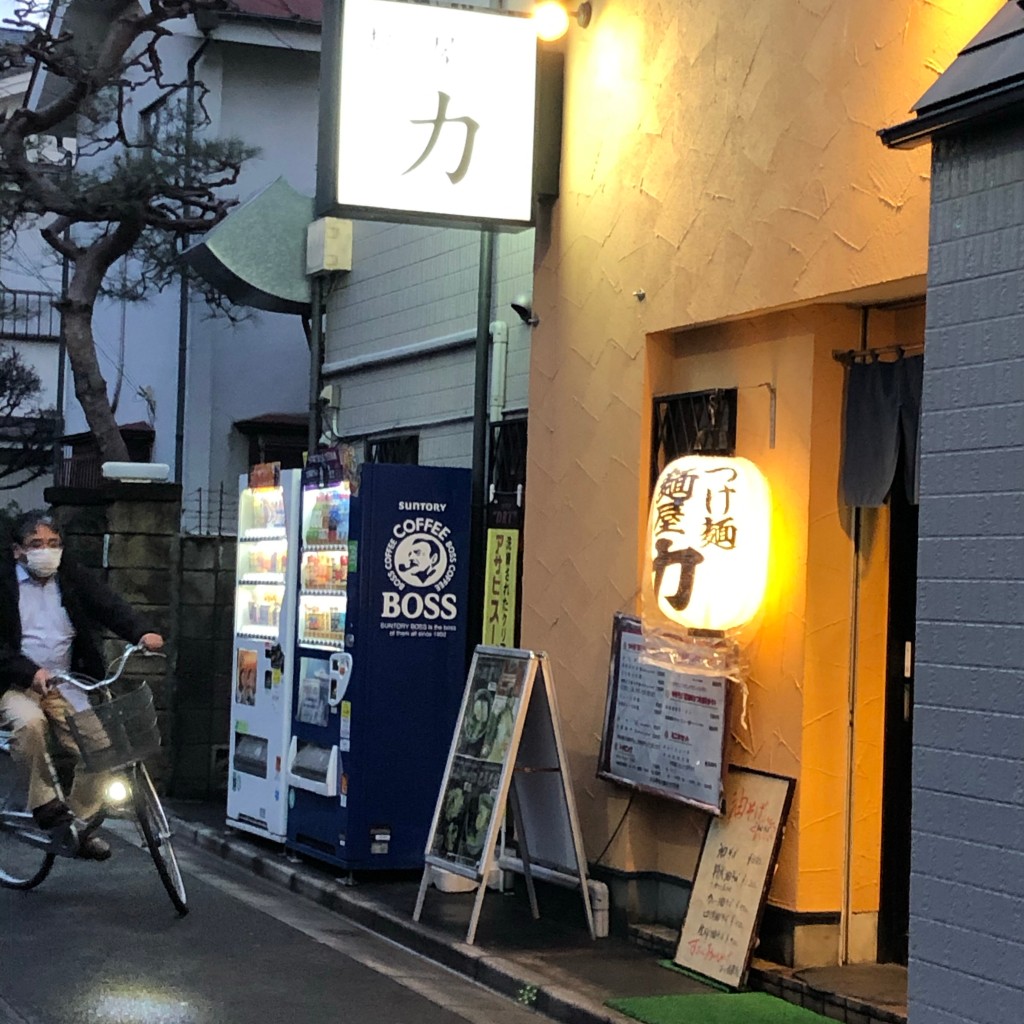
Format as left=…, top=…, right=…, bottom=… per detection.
left=0, top=686, right=109, bottom=819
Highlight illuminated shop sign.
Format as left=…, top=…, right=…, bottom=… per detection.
left=647, top=456, right=772, bottom=632
left=332, top=0, right=538, bottom=227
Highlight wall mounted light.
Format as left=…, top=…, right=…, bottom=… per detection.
left=533, top=0, right=592, bottom=42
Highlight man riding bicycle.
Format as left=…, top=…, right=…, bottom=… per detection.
left=0, top=510, right=164, bottom=861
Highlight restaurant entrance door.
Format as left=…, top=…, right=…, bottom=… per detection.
left=878, top=464, right=918, bottom=964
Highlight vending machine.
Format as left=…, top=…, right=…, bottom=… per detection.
left=286, top=462, right=471, bottom=870
left=227, top=465, right=302, bottom=841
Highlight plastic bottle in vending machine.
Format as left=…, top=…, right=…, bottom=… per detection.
left=332, top=550, right=348, bottom=587
left=306, top=495, right=324, bottom=544
left=329, top=604, right=344, bottom=637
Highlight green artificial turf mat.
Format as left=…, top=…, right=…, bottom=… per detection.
left=656, top=958, right=733, bottom=991
left=606, top=992, right=830, bottom=1024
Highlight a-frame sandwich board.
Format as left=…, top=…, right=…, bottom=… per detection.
left=414, top=645, right=594, bottom=945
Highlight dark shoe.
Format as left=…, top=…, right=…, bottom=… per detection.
left=32, top=798, right=73, bottom=830
left=77, top=835, right=112, bottom=861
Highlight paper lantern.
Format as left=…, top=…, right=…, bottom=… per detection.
left=647, top=455, right=771, bottom=631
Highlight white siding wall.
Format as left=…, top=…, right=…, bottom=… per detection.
left=323, top=224, right=534, bottom=466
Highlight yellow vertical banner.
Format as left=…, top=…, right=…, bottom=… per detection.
left=482, top=527, right=519, bottom=647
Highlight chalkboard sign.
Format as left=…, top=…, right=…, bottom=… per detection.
left=599, top=614, right=729, bottom=814
left=674, top=766, right=794, bottom=988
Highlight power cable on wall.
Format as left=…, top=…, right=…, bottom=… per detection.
left=591, top=790, right=636, bottom=867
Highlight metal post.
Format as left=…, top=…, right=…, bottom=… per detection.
left=468, top=231, right=494, bottom=658
left=52, top=246, right=69, bottom=485
left=174, top=41, right=208, bottom=485
left=308, top=274, right=324, bottom=455
left=840, top=307, right=870, bottom=964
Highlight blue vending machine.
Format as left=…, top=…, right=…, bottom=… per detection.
left=286, top=462, right=471, bottom=870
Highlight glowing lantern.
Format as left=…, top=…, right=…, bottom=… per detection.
left=646, top=455, right=771, bottom=631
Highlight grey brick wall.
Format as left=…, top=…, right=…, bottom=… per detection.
left=911, top=123, right=1024, bottom=1024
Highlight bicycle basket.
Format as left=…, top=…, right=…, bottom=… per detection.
left=67, top=681, right=161, bottom=773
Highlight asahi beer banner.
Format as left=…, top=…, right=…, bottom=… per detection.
left=380, top=501, right=461, bottom=638
left=334, top=0, right=537, bottom=226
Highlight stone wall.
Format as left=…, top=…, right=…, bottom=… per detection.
left=46, top=483, right=181, bottom=787
left=45, top=484, right=238, bottom=799
left=173, top=535, right=236, bottom=799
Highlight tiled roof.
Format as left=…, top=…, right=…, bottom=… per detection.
left=228, top=0, right=323, bottom=23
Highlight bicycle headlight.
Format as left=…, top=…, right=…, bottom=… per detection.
left=105, top=779, right=129, bottom=804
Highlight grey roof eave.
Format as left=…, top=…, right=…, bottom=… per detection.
left=879, top=2, right=1024, bottom=149
left=879, top=78, right=1024, bottom=149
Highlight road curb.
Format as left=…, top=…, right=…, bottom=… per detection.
left=170, top=816, right=627, bottom=1024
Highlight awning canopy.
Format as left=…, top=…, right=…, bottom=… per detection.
left=183, top=177, right=313, bottom=315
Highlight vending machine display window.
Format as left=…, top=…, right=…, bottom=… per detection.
left=299, top=482, right=351, bottom=649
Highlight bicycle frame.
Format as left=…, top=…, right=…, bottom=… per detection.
left=0, top=643, right=188, bottom=912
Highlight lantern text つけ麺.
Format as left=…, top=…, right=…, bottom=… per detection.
left=647, top=455, right=771, bottom=632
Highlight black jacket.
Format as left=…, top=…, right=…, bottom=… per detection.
left=0, top=554, right=152, bottom=696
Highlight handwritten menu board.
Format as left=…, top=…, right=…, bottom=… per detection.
left=598, top=614, right=728, bottom=813
left=674, top=766, right=794, bottom=988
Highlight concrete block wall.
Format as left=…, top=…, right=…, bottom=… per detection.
left=173, top=535, right=236, bottom=799
left=46, top=483, right=181, bottom=789
left=911, top=123, right=1024, bottom=1024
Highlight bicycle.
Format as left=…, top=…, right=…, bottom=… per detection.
left=0, top=642, right=188, bottom=915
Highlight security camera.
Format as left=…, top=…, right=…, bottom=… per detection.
left=510, top=293, right=539, bottom=327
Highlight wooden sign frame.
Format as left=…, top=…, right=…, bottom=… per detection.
left=673, top=765, right=795, bottom=988
left=414, top=645, right=594, bottom=945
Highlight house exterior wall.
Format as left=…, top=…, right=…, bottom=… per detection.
left=54, top=22, right=319, bottom=506
left=907, top=123, right=1024, bottom=1024
left=521, top=0, right=1001, bottom=954
left=322, top=224, right=534, bottom=467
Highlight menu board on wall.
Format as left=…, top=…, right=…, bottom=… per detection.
left=674, top=766, right=794, bottom=988
left=598, top=614, right=729, bottom=814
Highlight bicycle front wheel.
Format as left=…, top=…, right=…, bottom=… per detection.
left=131, top=763, right=188, bottom=915
left=0, top=744, right=54, bottom=890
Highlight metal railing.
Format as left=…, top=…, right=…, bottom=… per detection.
left=0, top=288, right=61, bottom=343
left=181, top=484, right=239, bottom=536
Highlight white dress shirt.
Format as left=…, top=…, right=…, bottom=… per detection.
left=16, top=563, right=89, bottom=711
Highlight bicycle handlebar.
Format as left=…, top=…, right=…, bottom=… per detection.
left=50, top=642, right=166, bottom=692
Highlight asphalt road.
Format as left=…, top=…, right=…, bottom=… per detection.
left=0, top=822, right=541, bottom=1024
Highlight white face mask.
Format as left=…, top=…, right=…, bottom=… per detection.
left=24, top=548, right=62, bottom=578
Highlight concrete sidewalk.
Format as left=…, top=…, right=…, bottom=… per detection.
left=167, top=801, right=907, bottom=1024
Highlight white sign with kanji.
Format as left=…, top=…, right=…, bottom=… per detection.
left=335, top=0, right=537, bottom=226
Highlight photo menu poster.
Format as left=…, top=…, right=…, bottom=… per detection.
left=599, top=614, right=728, bottom=813
left=427, top=650, right=531, bottom=874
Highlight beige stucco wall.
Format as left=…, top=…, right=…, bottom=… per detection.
left=523, top=0, right=996, bottom=917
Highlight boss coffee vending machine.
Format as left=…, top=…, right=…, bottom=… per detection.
left=285, top=461, right=471, bottom=870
